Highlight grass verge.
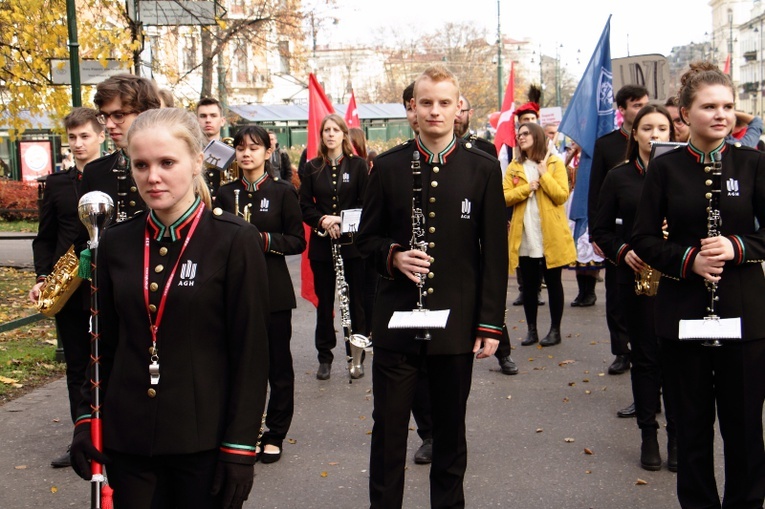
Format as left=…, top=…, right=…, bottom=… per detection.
left=0, top=219, right=38, bottom=233
left=0, top=267, right=62, bottom=404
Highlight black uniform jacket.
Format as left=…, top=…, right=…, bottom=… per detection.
left=33, top=168, right=89, bottom=277
left=587, top=128, right=629, bottom=222
left=632, top=143, right=765, bottom=340
left=466, top=133, right=498, bottom=158
left=81, top=151, right=146, bottom=220
left=356, top=137, right=508, bottom=356
left=300, top=154, right=368, bottom=261
left=217, top=174, right=306, bottom=312
left=591, top=158, right=646, bottom=285
left=78, top=203, right=270, bottom=464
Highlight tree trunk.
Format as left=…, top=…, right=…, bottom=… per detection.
left=200, top=29, right=213, bottom=98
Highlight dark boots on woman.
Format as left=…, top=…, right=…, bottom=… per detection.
left=667, top=435, right=678, bottom=472
left=521, top=325, right=539, bottom=346
left=640, top=429, right=662, bottom=471
left=540, top=327, right=561, bottom=347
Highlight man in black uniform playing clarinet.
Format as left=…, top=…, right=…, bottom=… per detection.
left=358, top=65, right=508, bottom=509
left=81, top=74, right=162, bottom=221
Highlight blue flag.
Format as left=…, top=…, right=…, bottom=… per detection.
left=559, top=16, right=613, bottom=240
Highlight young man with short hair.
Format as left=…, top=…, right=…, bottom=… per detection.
left=29, top=107, right=105, bottom=468
left=358, top=65, right=507, bottom=508
left=81, top=73, right=162, bottom=220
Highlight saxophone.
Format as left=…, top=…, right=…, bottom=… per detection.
left=36, top=245, right=83, bottom=317
left=635, top=265, right=661, bottom=296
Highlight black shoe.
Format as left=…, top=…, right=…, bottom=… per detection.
left=521, top=326, right=539, bottom=346
left=414, top=438, right=433, bottom=464
left=512, top=293, right=523, bottom=306
left=608, top=354, right=631, bottom=375
left=260, top=444, right=282, bottom=464
left=498, top=356, right=519, bottom=375
left=537, top=292, right=545, bottom=306
left=570, top=294, right=584, bottom=307
left=667, top=436, right=678, bottom=472
left=51, top=447, right=72, bottom=468
left=578, top=292, right=597, bottom=307
left=539, top=327, right=561, bottom=347
left=616, top=402, right=636, bottom=418
left=640, top=430, right=662, bottom=471
left=316, top=363, right=331, bottom=380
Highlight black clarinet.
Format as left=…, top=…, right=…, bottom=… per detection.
left=113, top=151, right=129, bottom=222
left=703, top=153, right=723, bottom=347
left=410, top=151, right=431, bottom=341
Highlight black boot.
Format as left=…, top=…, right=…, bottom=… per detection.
left=667, top=435, right=678, bottom=472
left=571, top=275, right=586, bottom=307
left=540, top=327, right=561, bottom=347
left=640, top=429, right=662, bottom=471
left=521, top=325, right=539, bottom=346
left=579, top=275, right=597, bottom=307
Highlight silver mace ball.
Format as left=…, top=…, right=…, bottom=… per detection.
left=78, top=191, right=115, bottom=250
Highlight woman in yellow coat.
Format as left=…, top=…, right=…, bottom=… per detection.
left=505, top=122, right=576, bottom=347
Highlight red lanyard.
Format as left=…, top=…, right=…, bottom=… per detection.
left=142, top=203, right=205, bottom=348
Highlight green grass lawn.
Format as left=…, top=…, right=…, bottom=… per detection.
left=0, top=219, right=38, bottom=233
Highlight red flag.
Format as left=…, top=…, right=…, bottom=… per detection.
left=723, top=54, right=731, bottom=75
left=494, top=62, right=516, bottom=155
left=344, top=90, right=361, bottom=129
left=301, top=74, right=335, bottom=307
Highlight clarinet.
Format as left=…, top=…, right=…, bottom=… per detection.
left=410, top=151, right=431, bottom=341
left=703, top=153, right=723, bottom=347
left=113, top=151, right=129, bottom=222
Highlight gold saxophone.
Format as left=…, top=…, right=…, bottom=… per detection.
left=36, top=245, right=83, bottom=317
left=635, top=265, right=661, bottom=296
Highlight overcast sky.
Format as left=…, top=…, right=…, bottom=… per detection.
left=314, top=0, right=715, bottom=76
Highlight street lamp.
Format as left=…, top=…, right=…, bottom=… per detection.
left=729, top=7, right=734, bottom=78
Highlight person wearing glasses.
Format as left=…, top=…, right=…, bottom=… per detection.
left=504, top=122, right=575, bottom=348
left=81, top=74, right=162, bottom=221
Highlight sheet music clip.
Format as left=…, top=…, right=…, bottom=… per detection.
left=203, top=140, right=236, bottom=172
left=678, top=316, right=742, bottom=341
left=388, top=309, right=450, bottom=330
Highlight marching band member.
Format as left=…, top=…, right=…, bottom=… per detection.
left=217, top=126, right=306, bottom=464
left=632, top=62, right=765, bottom=509
left=70, top=108, right=269, bottom=509
left=299, top=113, right=368, bottom=381
left=29, top=108, right=105, bottom=468
left=591, top=104, right=677, bottom=472
left=357, top=65, right=507, bottom=509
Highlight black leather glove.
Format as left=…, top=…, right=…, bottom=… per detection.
left=69, top=421, right=110, bottom=481
left=211, top=461, right=254, bottom=509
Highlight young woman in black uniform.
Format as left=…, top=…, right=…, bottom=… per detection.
left=300, top=114, right=368, bottom=380
left=632, top=63, right=765, bottom=509
left=217, top=126, right=306, bottom=464
left=69, top=108, right=270, bottom=509
left=592, top=104, right=677, bottom=472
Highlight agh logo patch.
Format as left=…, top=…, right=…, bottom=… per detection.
left=260, top=198, right=270, bottom=212
left=460, top=199, right=472, bottom=219
left=179, top=259, right=197, bottom=287
left=726, top=178, right=740, bottom=196
left=343, top=173, right=350, bottom=183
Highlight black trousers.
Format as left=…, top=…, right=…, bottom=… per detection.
left=605, top=263, right=630, bottom=355
left=106, top=449, right=221, bottom=509
left=55, top=286, right=91, bottom=423
left=518, top=257, right=563, bottom=330
left=262, top=310, right=294, bottom=447
left=619, top=284, right=675, bottom=433
left=370, top=347, right=474, bottom=509
left=310, top=257, right=366, bottom=364
left=661, top=338, right=765, bottom=509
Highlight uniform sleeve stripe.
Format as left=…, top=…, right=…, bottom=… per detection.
left=75, top=416, right=91, bottom=426
left=386, top=244, right=401, bottom=276
left=730, top=235, right=745, bottom=264
left=681, top=247, right=697, bottom=278
left=220, top=447, right=257, bottom=457
left=616, top=244, right=629, bottom=263
left=221, top=442, right=257, bottom=451
left=262, top=233, right=271, bottom=252
left=477, top=324, right=503, bottom=333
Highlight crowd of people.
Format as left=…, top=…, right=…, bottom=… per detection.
left=26, top=60, right=765, bottom=509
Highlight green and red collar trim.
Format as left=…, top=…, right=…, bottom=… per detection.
left=241, top=172, right=268, bottom=192
left=147, top=196, right=203, bottom=242
left=415, top=136, right=457, bottom=164
left=686, top=140, right=727, bottom=164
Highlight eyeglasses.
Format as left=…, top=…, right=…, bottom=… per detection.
left=516, top=132, right=531, bottom=139
left=96, top=110, right=137, bottom=125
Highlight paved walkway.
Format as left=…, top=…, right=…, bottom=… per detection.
left=0, top=250, right=722, bottom=508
